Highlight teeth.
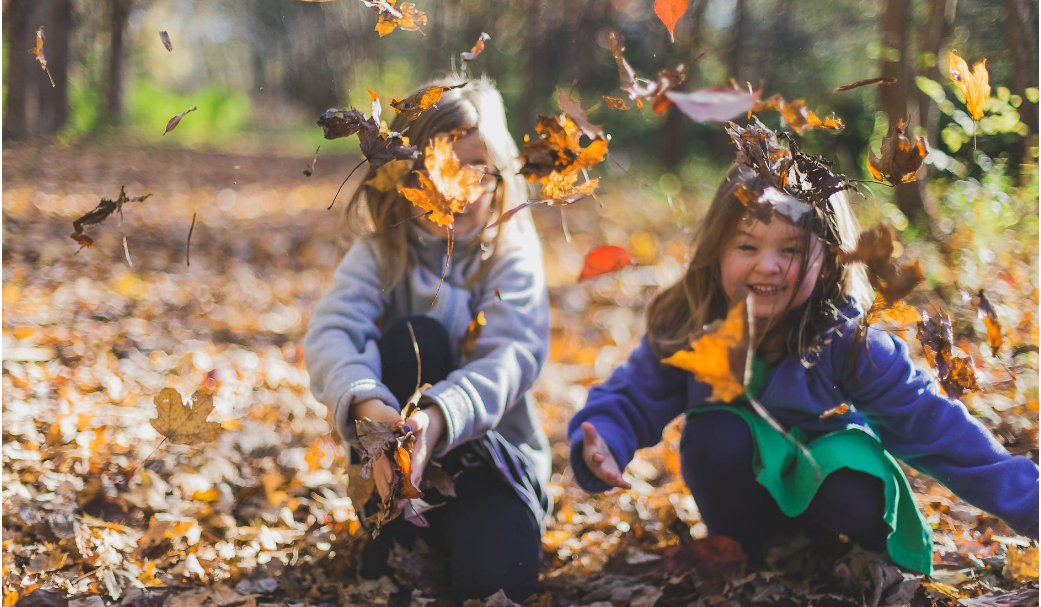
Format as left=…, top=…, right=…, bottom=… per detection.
left=749, top=285, right=782, bottom=294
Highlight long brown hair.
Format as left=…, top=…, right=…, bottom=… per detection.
left=645, top=164, right=871, bottom=363
left=341, top=75, right=527, bottom=290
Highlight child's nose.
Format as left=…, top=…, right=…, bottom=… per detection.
left=756, top=251, right=785, bottom=273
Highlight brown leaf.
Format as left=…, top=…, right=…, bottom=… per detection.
left=917, top=311, right=980, bottom=400
left=303, top=146, right=320, bottom=177
left=399, top=135, right=486, bottom=227
left=818, top=403, right=850, bottom=421
left=578, top=245, right=635, bottom=281
left=364, top=0, right=427, bottom=36
left=317, top=107, right=420, bottom=170
left=662, top=535, right=747, bottom=582
left=834, top=76, right=896, bottom=92
left=346, top=463, right=376, bottom=511
left=159, top=30, right=173, bottom=52
left=948, top=51, right=990, bottom=121
left=867, top=119, right=928, bottom=185
left=28, top=26, right=55, bottom=88
left=608, top=32, right=685, bottom=114
left=556, top=89, right=605, bottom=140
left=519, top=114, right=608, bottom=182
left=662, top=297, right=749, bottom=402
left=164, top=106, right=197, bottom=136
left=654, top=0, right=689, bottom=42
left=725, top=118, right=794, bottom=188
left=460, top=311, right=487, bottom=357
left=977, top=289, right=1004, bottom=357
left=354, top=418, right=399, bottom=469
left=71, top=186, right=153, bottom=248
left=751, top=94, right=844, bottom=134
left=390, top=83, right=466, bottom=121
left=602, top=95, right=630, bottom=110
left=419, top=461, right=460, bottom=498
left=843, top=224, right=924, bottom=310
left=460, top=32, right=490, bottom=62
left=150, top=388, right=221, bottom=445
left=733, top=183, right=812, bottom=224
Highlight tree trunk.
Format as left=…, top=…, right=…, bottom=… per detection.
left=656, top=0, right=709, bottom=171
left=1004, top=0, right=1038, bottom=136
left=726, top=0, right=746, bottom=79
left=105, top=0, right=133, bottom=125
left=916, top=0, right=956, bottom=145
left=2, top=0, right=30, bottom=140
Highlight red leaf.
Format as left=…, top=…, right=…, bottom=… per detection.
left=579, top=245, right=636, bottom=281
left=654, top=0, right=689, bottom=43
left=663, top=535, right=747, bottom=582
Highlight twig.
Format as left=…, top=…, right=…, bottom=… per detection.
left=406, top=320, right=422, bottom=394
left=430, top=226, right=454, bottom=305
left=390, top=209, right=433, bottom=228
left=329, top=158, right=368, bottom=210
left=186, top=212, right=196, bottom=267
left=122, top=236, right=133, bottom=268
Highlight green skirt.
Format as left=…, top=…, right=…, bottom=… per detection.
left=686, top=405, right=933, bottom=574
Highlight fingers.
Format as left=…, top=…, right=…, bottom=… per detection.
left=579, top=422, right=631, bottom=490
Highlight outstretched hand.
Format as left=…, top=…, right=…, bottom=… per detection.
left=350, top=398, right=401, bottom=500
left=580, top=422, right=631, bottom=490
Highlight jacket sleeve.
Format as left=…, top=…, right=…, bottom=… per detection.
left=567, top=337, right=690, bottom=493
left=421, top=232, right=550, bottom=457
left=304, top=240, right=395, bottom=443
left=836, top=326, right=1040, bottom=538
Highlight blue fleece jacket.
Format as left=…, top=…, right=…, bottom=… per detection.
left=568, top=307, right=1040, bottom=539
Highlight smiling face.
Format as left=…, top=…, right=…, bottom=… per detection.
left=418, top=130, right=500, bottom=235
left=720, top=217, right=824, bottom=321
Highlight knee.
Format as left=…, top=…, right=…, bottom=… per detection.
left=448, top=551, right=539, bottom=603
left=682, top=410, right=755, bottom=473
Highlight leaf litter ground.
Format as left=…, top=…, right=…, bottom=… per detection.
left=3, top=141, right=1038, bottom=607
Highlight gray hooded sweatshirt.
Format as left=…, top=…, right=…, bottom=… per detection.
left=304, top=215, right=551, bottom=521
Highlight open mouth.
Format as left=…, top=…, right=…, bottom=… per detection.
left=748, top=284, right=784, bottom=295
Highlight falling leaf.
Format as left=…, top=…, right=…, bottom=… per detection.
left=159, top=31, right=173, bottom=52
left=733, top=183, right=812, bottom=224
left=390, top=83, right=466, bottom=121
left=725, top=118, right=794, bottom=188
left=367, top=88, right=382, bottom=126
left=365, top=159, right=412, bottom=192
left=70, top=186, right=153, bottom=248
left=150, top=388, right=221, bottom=445
left=398, top=135, right=486, bottom=227
left=654, top=0, right=689, bottom=42
left=834, top=76, right=896, bottom=92
left=317, top=106, right=419, bottom=190
left=667, top=85, right=763, bottom=123
left=362, top=0, right=427, bottom=37
left=917, top=311, right=980, bottom=400
left=557, top=89, right=605, bottom=140
left=662, top=297, right=749, bottom=402
left=842, top=224, right=925, bottom=312
left=602, top=95, right=630, bottom=110
left=303, top=146, right=321, bottom=177
left=818, top=403, right=850, bottom=421
left=578, top=245, right=636, bottom=281
left=164, top=106, right=197, bottom=136
left=28, top=26, right=55, bottom=88
left=867, top=119, right=928, bottom=185
left=608, top=32, right=685, bottom=113
left=489, top=169, right=599, bottom=229
left=460, top=32, right=490, bottom=62
left=751, top=94, right=844, bottom=134
left=977, top=289, right=1004, bottom=357
left=865, top=296, right=922, bottom=326
left=519, top=114, right=609, bottom=182
left=460, top=311, right=486, bottom=357
left=948, top=51, right=990, bottom=121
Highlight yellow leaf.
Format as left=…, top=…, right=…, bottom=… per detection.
left=365, top=159, right=412, bottom=193
left=399, top=136, right=485, bottom=227
left=150, top=388, right=221, bottom=445
left=460, top=311, right=487, bottom=357
left=662, top=298, right=748, bottom=402
left=1005, top=545, right=1039, bottom=583
left=948, top=51, right=990, bottom=121
left=539, top=169, right=599, bottom=203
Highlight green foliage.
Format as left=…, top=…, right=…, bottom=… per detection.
left=127, top=79, right=250, bottom=144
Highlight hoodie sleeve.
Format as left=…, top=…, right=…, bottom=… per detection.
left=836, top=325, right=1039, bottom=538
left=303, top=240, right=396, bottom=443
left=420, top=230, right=550, bottom=457
left=567, top=338, right=690, bottom=493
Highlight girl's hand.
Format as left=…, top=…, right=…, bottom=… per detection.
left=399, top=403, right=446, bottom=507
left=581, top=422, right=632, bottom=489
left=349, top=398, right=401, bottom=500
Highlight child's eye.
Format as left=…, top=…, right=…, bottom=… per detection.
left=783, top=247, right=805, bottom=255
left=737, top=244, right=756, bottom=252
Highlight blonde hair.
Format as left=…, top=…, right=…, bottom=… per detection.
left=645, top=164, right=871, bottom=362
left=342, top=75, right=527, bottom=290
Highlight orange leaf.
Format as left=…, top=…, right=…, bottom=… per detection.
left=578, top=245, right=635, bottom=281
left=977, top=289, right=1004, bottom=357
left=917, top=310, right=980, bottom=400
left=367, top=0, right=427, bottom=37
left=393, top=446, right=424, bottom=500
left=751, top=94, right=844, bottom=134
left=654, top=0, right=689, bottom=42
left=399, top=135, right=486, bottom=227
left=867, top=119, right=928, bottom=185
left=460, top=311, right=487, bottom=357
left=460, top=32, right=490, bottom=62
left=818, top=403, right=850, bottom=421
left=391, top=83, right=466, bottom=121
left=520, top=114, right=609, bottom=182
left=662, top=298, right=749, bottom=402
left=608, top=32, right=685, bottom=114
left=948, top=51, right=990, bottom=121
left=602, top=95, right=630, bottom=110
left=27, top=26, right=55, bottom=88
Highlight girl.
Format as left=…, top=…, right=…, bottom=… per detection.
left=305, top=77, right=550, bottom=602
left=569, top=157, right=1039, bottom=574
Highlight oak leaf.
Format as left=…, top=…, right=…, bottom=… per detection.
left=608, top=32, right=685, bottom=114
left=391, top=83, right=466, bottom=121
left=867, top=119, right=928, bottom=185
left=28, top=26, right=55, bottom=88
left=977, top=289, right=1003, bottom=357
left=948, top=51, right=990, bottom=121
left=578, top=245, right=636, bottom=281
left=164, top=106, right=197, bottom=136
left=150, top=388, right=221, bottom=445
left=654, top=0, right=689, bottom=43
left=662, top=297, right=749, bottom=402
left=459, top=311, right=487, bottom=358
left=399, top=135, right=486, bottom=227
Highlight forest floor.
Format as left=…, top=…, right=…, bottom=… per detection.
left=2, top=141, right=1038, bottom=607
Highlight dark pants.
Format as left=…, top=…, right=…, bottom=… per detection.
left=682, top=409, right=891, bottom=556
left=359, top=316, right=541, bottom=603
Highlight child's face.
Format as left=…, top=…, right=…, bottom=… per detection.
left=418, top=131, right=499, bottom=235
left=720, top=218, right=824, bottom=320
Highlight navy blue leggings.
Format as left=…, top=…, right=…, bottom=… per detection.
left=359, top=316, right=541, bottom=603
left=682, top=409, right=891, bottom=555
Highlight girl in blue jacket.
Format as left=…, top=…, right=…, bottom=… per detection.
left=569, top=141, right=1039, bottom=573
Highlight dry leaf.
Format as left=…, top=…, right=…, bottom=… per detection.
left=150, top=388, right=221, bottom=445
left=834, top=76, right=896, bottom=92
left=489, top=169, right=599, bottom=229
left=519, top=114, right=609, bottom=182
left=460, top=311, right=487, bottom=357
left=667, top=85, right=763, bottom=123
left=948, top=51, right=990, bottom=121
left=363, top=0, right=427, bottom=37
left=28, top=26, right=55, bottom=88
left=317, top=107, right=419, bottom=171
left=608, top=32, right=685, bottom=113
left=662, top=297, right=749, bottom=402
left=460, top=32, right=490, bottom=62
left=917, top=311, right=980, bottom=400
left=733, top=183, right=812, bottom=225
left=365, top=159, right=412, bottom=192
left=654, top=0, right=689, bottom=43
left=751, top=94, right=844, bottom=134
left=556, top=89, right=605, bottom=140
left=867, top=119, right=928, bottom=185
left=391, top=83, right=466, bottom=121
left=578, top=245, right=636, bottom=281
left=164, top=106, right=197, bottom=136
left=399, top=135, right=485, bottom=227
left=602, top=95, right=630, bottom=110
left=71, top=186, right=153, bottom=248
left=977, top=289, right=1004, bottom=357
left=1004, top=545, right=1039, bottom=583
left=303, top=146, right=321, bottom=177
left=818, top=403, right=850, bottom=421
left=393, top=446, right=424, bottom=500
left=159, top=31, right=173, bottom=52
